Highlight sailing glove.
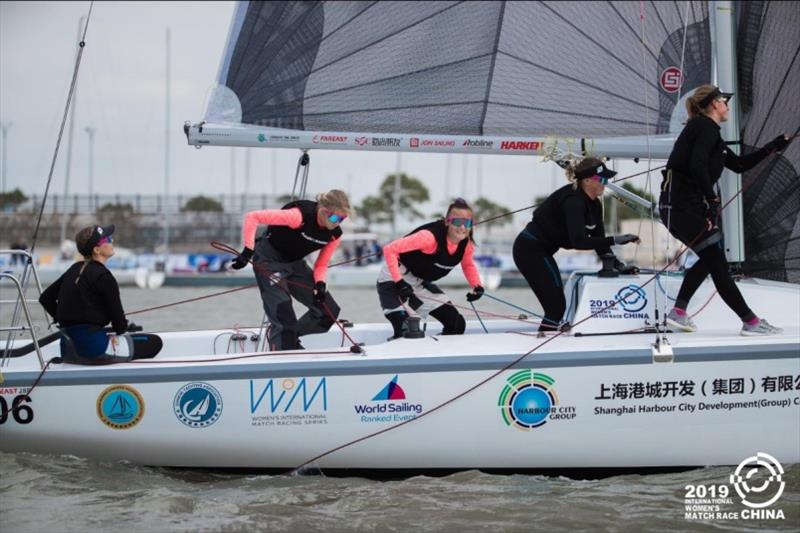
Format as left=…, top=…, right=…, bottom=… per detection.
left=613, top=234, right=640, bottom=245
left=766, top=134, right=790, bottom=154
left=614, top=260, right=639, bottom=275
left=313, top=281, right=327, bottom=304
left=126, top=322, right=143, bottom=332
left=704, top=196, right=721, bottom=223
left=466, top=285, right=485, bottom=302
left=231, top=247, right=254, bottom=270
left=395, top=279, right=415, bottom=302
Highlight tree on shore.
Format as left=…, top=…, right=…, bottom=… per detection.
left=356, top=173, right=429, bottom=225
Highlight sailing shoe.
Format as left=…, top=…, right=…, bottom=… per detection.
left=740, top=319, right=783, bottom=336
left=666, top=309, right=697, bottom=332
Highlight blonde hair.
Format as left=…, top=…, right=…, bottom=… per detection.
left=317, top=189, right=351, bottom=214
left=565, top=157, right=604, bottom=190
left=685, top=84, right=718, bottom=119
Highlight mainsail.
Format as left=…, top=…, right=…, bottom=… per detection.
left=192, top=1, right=713, bottom=158
left=736, top=1, right=800, bottom=283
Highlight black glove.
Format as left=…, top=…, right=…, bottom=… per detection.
left=704, top=196, right=721, bottom=223
left=766, top=134, right=790, bottom=154
left=313, top=281, right=327, bottom=304
left=395, top=279, right=415, bottom=302
left=466, top=285, right=484, bottom=302
left=614, top=260, right=639, bottom=275
left=230, top=247, right=254, bottom=270
left=613, top=234, right=640, bottom=245
left=126, top=321, right=143, bottom=332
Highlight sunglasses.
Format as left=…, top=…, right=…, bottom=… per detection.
left=324, top=210, right=347, bottom=224
left=591, top=175, right=609, bottom=185
left=447, top=217, right=473, bottom=228
left=98, top=235, right=114, bottom=245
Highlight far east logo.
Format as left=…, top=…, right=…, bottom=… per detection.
left=97, top=384, right=145, bottom=430
left=498, top=371, right=575, bottom=430
left=173, top=382, right=223, bottom=428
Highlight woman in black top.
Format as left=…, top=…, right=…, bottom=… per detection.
left=513, top=157, right=640, bottom=333
left=659, top=84, right=790, bottom=336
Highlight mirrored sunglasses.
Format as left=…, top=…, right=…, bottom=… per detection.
left=98, top=235, right=114, bottom=245
left=447, top=217, right=473, bottom=228
left=591, top=175, right=609, bottom=185
left=326, top=212, right=347, bottom=224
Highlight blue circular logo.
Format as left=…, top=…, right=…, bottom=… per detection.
left=173, top=382, right=223, bottom=428
left=97, top=385, right=145, bottom=430
left=616, top=284, right=647, bottom=312
left=511, top=386, right=552, bottom=427
left=499, top=371, right=559, bottom=430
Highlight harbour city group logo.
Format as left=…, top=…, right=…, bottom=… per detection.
left=173, top=382, right=223, bottom=428
left=353, top=375, right=424, bottom=423
left=498, top=371, right=575, bottom=430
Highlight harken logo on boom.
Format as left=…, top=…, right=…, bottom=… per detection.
left=500, top=140, right=542, bottom=151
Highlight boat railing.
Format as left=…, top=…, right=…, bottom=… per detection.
left=1, top=250, right=46, bottom=369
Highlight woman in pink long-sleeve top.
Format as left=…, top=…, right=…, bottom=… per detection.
left=377, top=198, right=484, bottom=339
left=230, top=190, right=350, bottom=350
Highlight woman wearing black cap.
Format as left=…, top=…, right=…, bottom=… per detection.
left=39, top=224, right=160, bottom=360
left=513, top=157, right=640, bottom=333
left=659, top=84, right=791, bottom=336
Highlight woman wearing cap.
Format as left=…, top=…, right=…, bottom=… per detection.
left=659, top=84, right=791, bottom=336
left=231, top=190, right=350, bottom=351
left=513, top=157, right=640, bottom=334
left=377, top=198, right=484, bottom=339
left=39, top=225, right=160, bottom=360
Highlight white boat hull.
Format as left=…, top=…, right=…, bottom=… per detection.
left=1, top=274, right=798, bottom=472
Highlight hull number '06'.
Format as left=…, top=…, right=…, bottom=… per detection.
left=0, top=394, right=34, bottom=424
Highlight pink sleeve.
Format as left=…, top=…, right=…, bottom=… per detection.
left=460, top=241, right=482, bottom=288
left=313, top=237, right=342, bottom=283
left=241, top=208, right=303, bottom=249
left=382, top=230, right=437, bottom=281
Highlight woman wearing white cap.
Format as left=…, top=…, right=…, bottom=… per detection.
left=659, top=84, right=791, bottom=336
left=513, top=157, right=640, bottom=334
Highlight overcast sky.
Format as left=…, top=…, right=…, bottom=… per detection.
left=0, top=1, right=654, bottom=228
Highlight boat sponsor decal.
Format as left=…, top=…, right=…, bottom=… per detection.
left=0, top=387, right=33, bottom=425
left=269, top=134, right=300, bottom=143
left=589, top=284, right=650, bottom=319
left=410, top=137, right=419, bottom=148
left=173, top=382, right=223, bottom=428
left=499, top=140, right=542, bottom=151
left=353, top=375, right=423, bottom=424
left=408, top=137, right=455, bottom=149
left=683, top=452, right=787, bottom=522
left=312, top=134, right=348, bottom=145
left=498, top=370, right=576, bottom=430
left=354, top=136, right=401, bottom=148
left=594, top=374, right=800, bottom=417
left=97, top=385, right=145, bottom=430
left=249, top=377, right=327, bottom=427
left=354, top=136, right=368, bottom=146
left=462, top=138, right=493, bottom=148
left=257, top=134, right=267, bottom=143
left=660, top=66, right=683, bottom=93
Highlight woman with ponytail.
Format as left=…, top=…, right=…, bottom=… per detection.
left=659, top=84, right=791, bottom=335
left=377, top=198, right=484, bottom=339
left=513, top=157, right=640, bottom=333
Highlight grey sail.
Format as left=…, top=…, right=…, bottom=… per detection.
left=206, top=1, right=711, bottom=137
left=737, top=1, right=800, bottom=283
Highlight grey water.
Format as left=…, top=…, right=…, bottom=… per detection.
left=1, top=287, right=798, bottom=532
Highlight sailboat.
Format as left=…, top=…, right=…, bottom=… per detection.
left=1, top=1, right=798, bottom=474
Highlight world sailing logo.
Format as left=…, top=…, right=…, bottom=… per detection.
left=354, top=375, right=423, bottom=424
left=498, top=371, right=575, bottom=430
left=96, top=384, right=145, bottom=430
left=173, top=382, right=223, bottom=428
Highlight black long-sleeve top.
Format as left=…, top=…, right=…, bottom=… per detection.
left=665, top=114, right=773, bottom=205
left=526, top=184, right=614, bottom=256
left=39, top=261, right=128, bottom=334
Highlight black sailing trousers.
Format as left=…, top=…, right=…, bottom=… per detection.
left=512, top=232, right=564, bottom=332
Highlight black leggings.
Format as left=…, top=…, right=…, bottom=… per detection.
left=675, top=245, right=755, bottom=320
left=513, top=233, right=564, bottom=332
